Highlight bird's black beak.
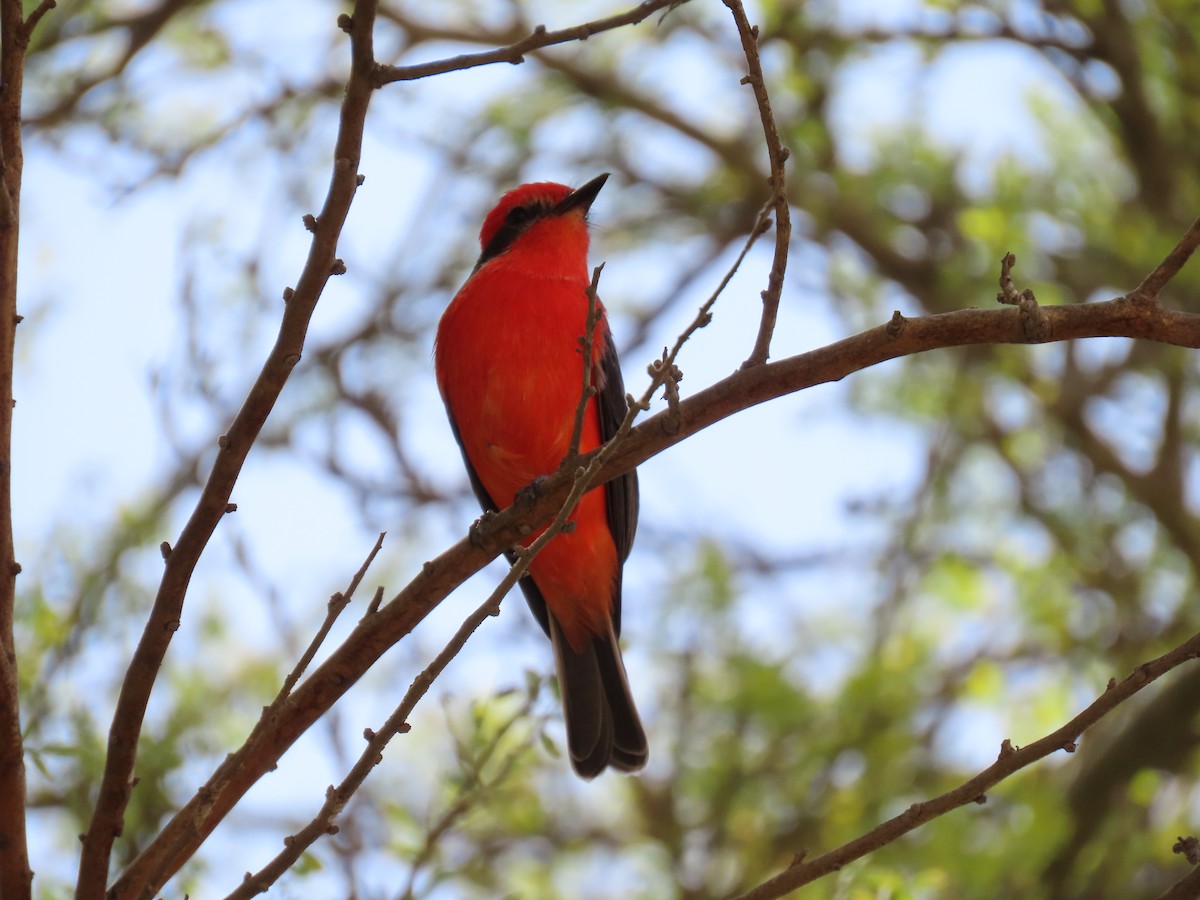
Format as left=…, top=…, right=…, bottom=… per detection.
left=554, top=173, right=609, bottom=217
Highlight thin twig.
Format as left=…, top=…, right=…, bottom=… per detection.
left=725, top=0, right=791, bottom=368
left=21, top=0, right=56, bottom=43
left=375, top=0, right=690, bottom=84
left=734, top=630, right=1200, bottom=899
left=995, top=253, right=1048, bottom=341
left=162, top=538, right=385, bottom=900
left=226, top=451, right=599, bottom=897
left=396, top=696, right=536, bottom=900
left=224, top=591, right=500, bottom=899
left=638, top=202, right=774, bottom=414
left=278, top=533, right=384, bottom=703
left=567, top=264, right=604, bottom=461
left=1129, top=217, right=1200, bottom=304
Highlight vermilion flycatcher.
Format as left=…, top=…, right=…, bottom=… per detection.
left=435, top=174, right=648, bottom=778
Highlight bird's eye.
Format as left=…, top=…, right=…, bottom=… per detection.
left=506, top=204, right=537, bottom=226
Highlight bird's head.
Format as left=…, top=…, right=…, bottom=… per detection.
left=474, top=174, right=608, bottom=274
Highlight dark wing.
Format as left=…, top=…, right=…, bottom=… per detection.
left=596, top=324, right=639, bottom=637
left=446, top=413, right=553, bottom=636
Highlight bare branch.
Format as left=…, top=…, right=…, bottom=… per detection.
left=110, top=216, right=1200, bottom=893
left=568, top=263, right=605, bottom=461
left=639, top=201, right=774, bottom=414
left=375, top=0, right=690, bottom=85
left=207, top=537, right=387, bottom=897
left=1157, top=863, right=1200, bottom=900
left=225, top=577, right=505, bottom=899
left=21, top=0, right=56, bottom=43
left=735, top=629, right=1200, bottom=899
left=277, top=534, right=385, bottom=704
left=0, top=0, right=34, bottom=891
left=78, top=2, right=380, bottom=895
left=1129, top=217, right=1200, bottom=303
left=724, top=0, right=791, bottom=368
left=225, top=412, right=609, bottom=897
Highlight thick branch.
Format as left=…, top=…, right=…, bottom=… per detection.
left=113, top=280, right=1200, bottom=894
left=74, top=3, right=378, bottom=895
left=226, top=455, right=591, bottom=896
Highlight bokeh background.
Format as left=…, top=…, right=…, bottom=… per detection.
left=14, top=0, right=1200, bottom=896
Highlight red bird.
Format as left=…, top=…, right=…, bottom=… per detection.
left=435, top=174, right=647, bottom=778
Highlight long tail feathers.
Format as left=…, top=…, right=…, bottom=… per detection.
left=549, top=616, right=648, bottom=779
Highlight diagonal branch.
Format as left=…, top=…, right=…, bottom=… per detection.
left=74, top=2, right=380, bottom=895
left=224, top=579, right=503, bottom=898
left=734, top=629, right=1200, bottom=899
left=275, top=534, right=385, bottom=705
left=225, top=421, right=606, bottom=897
left=111, top=231, right=1200, bottom=895
left=1129, top=217, right=1200, bottom=303
left=1157, top=857, right=1200, bottom=900
left=20, top=0, right=55, bottom=43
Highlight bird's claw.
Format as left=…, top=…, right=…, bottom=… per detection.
left=469, top=510, right=497, bottom=548
left=515, top=476, right=547, bottom=507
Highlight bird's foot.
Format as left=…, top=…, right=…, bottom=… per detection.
left=469, top=510, right=497, bottom=548
left=514, top=476, right=547, bottom=507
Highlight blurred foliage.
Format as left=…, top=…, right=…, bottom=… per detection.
left=13, top=0, right=1200, bottom=897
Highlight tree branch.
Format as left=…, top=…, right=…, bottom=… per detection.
left=568, top=264, right=604, bottom=461
left=276, top=534, right=385, bottom=705
left=225, top=572, right=505, bottom=899
left=226, top=388, right=622, bottom=897
left=1158, top=849, right=1200, bottom=900
left=374, top=0, right=690, bottom=85
left=0, top=0, right=38, bottom=892
left=74, top=2, right=379, bottom=895
left=724, top=0, right=791, bottom=368
left=735, top=628, right=1200, bottom=899
left=20, top=0, right=56, bottom=43
left=112, top=235, right=1200, bottom=894
left=1129, top=217, right=1200, bottom=303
